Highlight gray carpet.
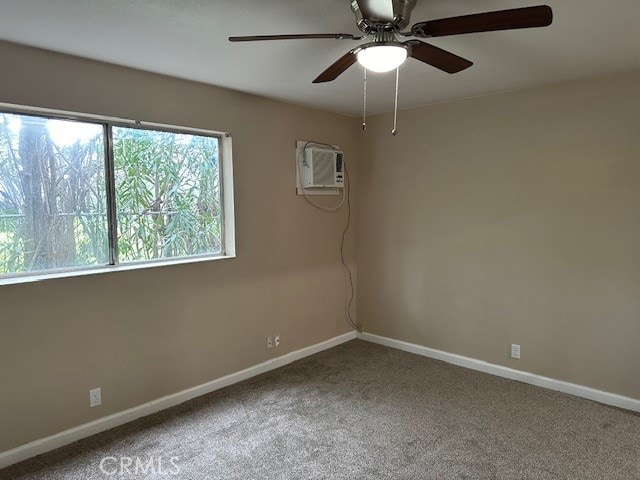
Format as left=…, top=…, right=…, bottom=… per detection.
left=1, top=339, right=639, bottom=479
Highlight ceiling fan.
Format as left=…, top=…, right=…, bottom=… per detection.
left=229, top=0, right=553, bottom=83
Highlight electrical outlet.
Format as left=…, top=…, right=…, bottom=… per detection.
left=267, top=336, right=273, bottom=349
left=274, top=334, right=280, bottom=348
left=89, top=387, right=102, bottom=407
left=510, top=344, right=521, bottom=359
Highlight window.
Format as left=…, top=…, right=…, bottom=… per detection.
left=0, top=106, right=233, bottom=281
left=113, top=127, right=222, bottom=262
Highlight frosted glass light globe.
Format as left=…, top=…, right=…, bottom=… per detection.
left=357, top=45, right=408, bottom=73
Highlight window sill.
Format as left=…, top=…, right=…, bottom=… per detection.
left=0, top=254, right=236, bottom=287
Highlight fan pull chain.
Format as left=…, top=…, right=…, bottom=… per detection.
left=392, top=67, right=399, bottom=136
left=362, top=68, right=367, bottom=131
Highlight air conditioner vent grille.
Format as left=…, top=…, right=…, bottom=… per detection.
left=311, top=150, right=336, bottom=186
left=301, top=148, right=344, bottom=189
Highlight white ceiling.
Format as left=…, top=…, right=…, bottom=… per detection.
left=0, top=0, right=639, bottom=116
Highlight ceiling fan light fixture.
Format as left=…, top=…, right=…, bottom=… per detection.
left=357, top=44, right=407, bottom=73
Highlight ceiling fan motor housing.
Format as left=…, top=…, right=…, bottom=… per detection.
left=391, top=0, right=418, bottom=29
left=350, top=0, right=418, bottom=32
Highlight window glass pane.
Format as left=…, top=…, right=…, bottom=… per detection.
left=113, top=127, right=221, bottom=262
left=0, top=113, right=107, bottom=275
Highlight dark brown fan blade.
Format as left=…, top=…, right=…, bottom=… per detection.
left=405, top=40, right=473, bottom=74
left=411, top=5, right=553, bottom=38
left=313, top=51, right=357, bottom=83
left=229, top=33, right=355, bottom=42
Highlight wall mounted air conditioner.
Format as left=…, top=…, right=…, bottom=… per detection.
left=300, top=148, right=344, bottom=189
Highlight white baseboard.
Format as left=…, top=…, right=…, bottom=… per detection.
left=0, top=330, right=357, bottom=470
left=357, top=332, right=640, bottom=413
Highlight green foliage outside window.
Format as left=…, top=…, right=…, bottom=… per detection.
left=0, top=111, right=222, bottom=277
left=113, top=127, right=221, bottom=262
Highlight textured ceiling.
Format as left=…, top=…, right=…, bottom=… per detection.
left=0, top=0, right=639, bottom=116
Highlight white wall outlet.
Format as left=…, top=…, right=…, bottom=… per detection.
left=267, top=336, right=273, bottom=349
left=274, top=334, right=280, bottom=348
left=510, top=344, right=521, bottom=359
left=89, top=387, right=102, bottom=407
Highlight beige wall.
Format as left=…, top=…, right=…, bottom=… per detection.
left=0, top=41, right=359, bottom=452
left=357, top=70, right=640, bottom=400
left=1, top=37, right=639, bottom=455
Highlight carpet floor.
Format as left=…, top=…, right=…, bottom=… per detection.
left=1, top=339, right=639, bottom=479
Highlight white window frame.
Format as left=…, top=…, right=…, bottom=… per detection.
left=0, top=102, right=235, bottom=286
